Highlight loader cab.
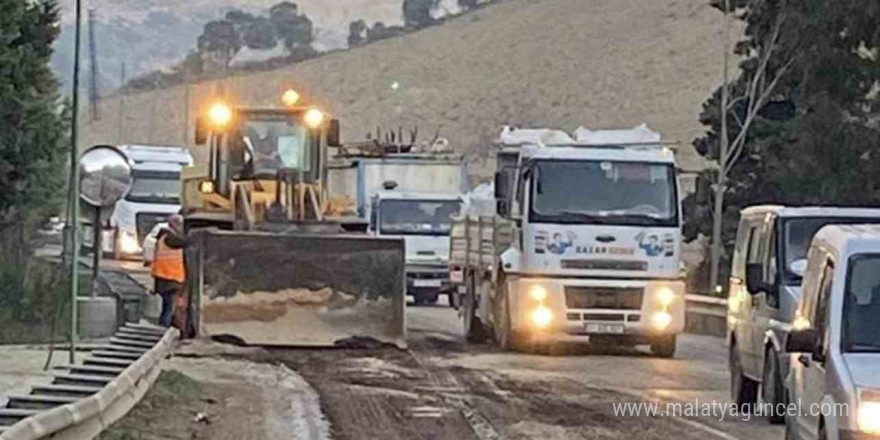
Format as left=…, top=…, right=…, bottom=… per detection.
left=196, top=107, right=328, bottom=197
left=185, top=103, right=340, bottom=228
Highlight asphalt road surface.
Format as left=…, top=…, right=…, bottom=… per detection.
left=102, top=254, right=783, bottom=440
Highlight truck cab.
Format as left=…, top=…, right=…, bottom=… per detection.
left=106, top=145, right=193, bottom=259
left=372, top=191, right=463, bottom=305
left=458, top=125, right=684, bottom=356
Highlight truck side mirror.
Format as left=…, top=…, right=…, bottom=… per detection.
left=745, top=263, right=764, bottom=295
left=194, top=117, right=208, bottom=145
left=496, top=199, right=510, bottom=217
left=786, top=328, right=817, bottom=353
left=328, top=119, right=341, bottom=147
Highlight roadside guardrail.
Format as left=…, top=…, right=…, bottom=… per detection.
left=0, top=323, right=178, bottom=440
left=684, top=294, right=728, bottom=337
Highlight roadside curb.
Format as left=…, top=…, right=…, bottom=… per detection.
left=0, top=325, right=178, bottom=440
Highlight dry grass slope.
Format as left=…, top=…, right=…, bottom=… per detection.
left=82, top=0, right=729, bottom=179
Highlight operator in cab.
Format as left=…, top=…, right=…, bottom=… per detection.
left=151, top=214, right=187, bottom=327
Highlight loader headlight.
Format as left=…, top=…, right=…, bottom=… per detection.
left=529, top=285, right=548, bottom=302
left=530, top=305, right=553, bottom=328
left=858, top=389, right=880, bottom=434
left=208, top=103, right=232, bottom=128
left=651, top=311, right=672, bottom=331
left=118, top=231, right=140, bottom=254
left=656, top=286, right=677, bottom=307
left=304, top=108, right=325, bottom=129
left=282, top=89, right=301, bottom=107
left=198, top=180, right=215, bottom=194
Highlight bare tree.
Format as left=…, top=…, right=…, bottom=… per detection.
left=708, top=0, right=798, bottom=291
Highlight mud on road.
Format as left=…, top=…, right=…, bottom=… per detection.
left=247, top=333, right=712, bottom=440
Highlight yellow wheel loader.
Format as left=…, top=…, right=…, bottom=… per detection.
left=179, top=95, right=406, bottom=348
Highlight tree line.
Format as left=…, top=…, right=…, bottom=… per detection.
left=126, top=0, right=498, bottom=92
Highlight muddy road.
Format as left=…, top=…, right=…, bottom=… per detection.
left=95, top=256, right=781, bottom=439
left=139, top=300, right=780, bottom=440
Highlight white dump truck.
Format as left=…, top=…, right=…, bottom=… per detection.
left=332, top=152, right=467, bottom=305
left=451, top=125, right=684, bottom=356
left=372, top=190, right=464, bottom=305
left=106, top=145, right=193, bottom=259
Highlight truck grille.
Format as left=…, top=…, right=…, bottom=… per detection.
left=406, top=271, right=449, bottom=280
left=564, top=287, right=643, bottom=310
left=561, top=259, right=647, bottom=271
left=135, top=213, right=169, bottom=243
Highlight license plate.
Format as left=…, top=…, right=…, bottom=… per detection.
left=450, top=270, right=464, bottom=284
left=585, top=322, right=625, bottom=334
left=414, top=279, right=442, bottom=288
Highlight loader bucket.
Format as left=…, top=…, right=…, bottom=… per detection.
left=187, top=230, right=406, bottom=348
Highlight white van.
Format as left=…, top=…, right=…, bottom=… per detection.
left=728, top=206, right=880, bottom=423
left=106, top=145, right=192, bottom=259
left=785, top=224, right=880, bottom=440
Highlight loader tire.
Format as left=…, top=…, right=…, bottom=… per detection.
left=463, top=274, right=488, bottom=343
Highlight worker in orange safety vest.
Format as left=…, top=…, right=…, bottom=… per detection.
left=151, top=214, right=187, bottom=327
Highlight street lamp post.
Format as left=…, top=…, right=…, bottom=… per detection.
left=67, top=0, right=83, bottom=363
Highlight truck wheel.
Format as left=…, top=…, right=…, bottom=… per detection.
left=730, top=342, right=759, bottom=411
left=650, top=334, right=676, bottom=358
left=493, top=277, right=525, bottom=351
left=762, top=347, right=785, bottom=424
left=414, top=294, right=427, bottom=306
left=425, top=293, right=439, bottom=305
left=463, top=274, right=488, bottom=343
left=112, top=229, right=124, bottom=261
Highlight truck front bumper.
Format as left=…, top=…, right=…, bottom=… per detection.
left=406, top=265, right=452, bottom=293
left=507, top=277, right=686, bottom=343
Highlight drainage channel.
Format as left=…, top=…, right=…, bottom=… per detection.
left=0, top=323, right=167, bottom=436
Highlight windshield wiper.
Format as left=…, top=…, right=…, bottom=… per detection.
left=557, top=210, right=665, bottom=225
left=845, top=343, right=880, bottom=353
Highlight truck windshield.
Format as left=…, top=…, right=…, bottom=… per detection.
left=843, top=255, right=880, bottom=353
left=783, top=217, right=880, bottom=284
left=380, top=200, right=461, bottom=236
left=125, top=171, right=181, bottom=204
left=233, top=114, right=311, bottom=178
left=530, top=160, right=677, bottom=227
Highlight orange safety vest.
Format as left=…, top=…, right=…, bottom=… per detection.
left=151, top=235, right=185, bottom=283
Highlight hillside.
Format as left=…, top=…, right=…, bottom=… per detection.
left=80, top=0, right=731, bottom=178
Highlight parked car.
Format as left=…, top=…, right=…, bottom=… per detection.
left=141, top=222, right=167, bottom=266
left=785, top=224, right=880, bottom=440
left=727, top=206, right=880, bottom=424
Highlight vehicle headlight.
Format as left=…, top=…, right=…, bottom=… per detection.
left=656, top=286, right=677, bottom=307
left=530, top=305, right=553, bottom=328
left=529, top=285, right=548, bottom=302
left=858, top=389, right=880, bottom=434
left=651, top=311, right=672, bottom=331
left=119, top=231, right=141, bottom=254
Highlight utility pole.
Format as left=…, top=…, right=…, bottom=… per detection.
left=67, top=0, right=83, bottom=364
left=118, top=63, right=126, bottom=143
left=709, top=0, right=732, bottom=294
left=88, top=9, right=100, bottom=121
left=183, top=65, right=190, bottom=145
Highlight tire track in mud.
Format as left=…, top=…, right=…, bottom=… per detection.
left=408, top=337, right=503, bottom=440
left=263, top=332, right=731, bottom=440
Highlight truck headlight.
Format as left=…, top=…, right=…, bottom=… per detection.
left=651, top=311, right=672, bottom=331
left=530, top=305, right=553, bottom=328
left=656, top=286, right=677, bottom=307
left=119, top=231, right=140, bottom=254
left=858, top=389, right=880, bottom=434
left=529, top=285, right=548, bottom=302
